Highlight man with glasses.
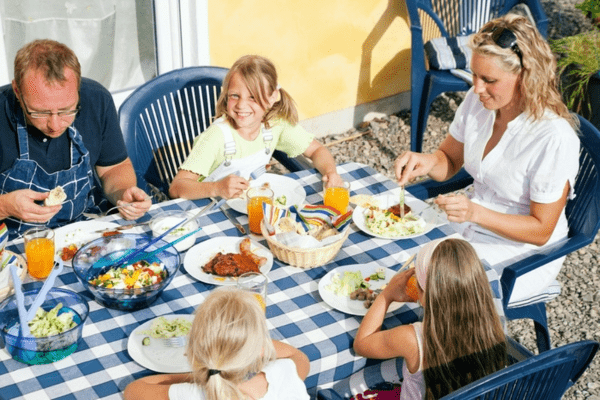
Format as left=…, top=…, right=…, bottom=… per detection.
left=0, top=39, right=151, bottom=236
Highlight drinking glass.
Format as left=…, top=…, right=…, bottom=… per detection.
left=324, top=181, right=350, bottom=213
left=247, top=187, right=273, bottom=235
left=23, top=227, right=55, bottom=280
left=237, top=272, right=268, bottom=312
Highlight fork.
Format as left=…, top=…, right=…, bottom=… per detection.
left=250, top=165, right=266, bottom=180
left=84, top=196, right=153, bottom=219
left=162, top=336, right=187, bottom=348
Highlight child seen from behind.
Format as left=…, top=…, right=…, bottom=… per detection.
left=124, top=288, right=310, bottom=400
left=353, top=238, right=507, bottom=399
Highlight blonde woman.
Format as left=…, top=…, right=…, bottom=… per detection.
left=395, top=14, right=580, bottom=305
left=124, top=288, right=310, bottom=400
left=169, top=55, right=343, bottom=200
left=354, top=238, right=506, bottom=399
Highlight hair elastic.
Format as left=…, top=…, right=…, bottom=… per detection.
left=276, top=84, right=281, bottom=90
left=208, top=369, right=221, bottom=377
left=415, top=238, right=446, bottom=291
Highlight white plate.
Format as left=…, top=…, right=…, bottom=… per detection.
left=352, top=194, right=438, bottom=240
left=184, top=236, right=273, bottom=285
left=318, top=264, right=403, bottom=316
left=127, top=314, right=193, bottom=373
left=54, top=220, right=119, bottom=265
left=226, top=173, right=306, bottom=214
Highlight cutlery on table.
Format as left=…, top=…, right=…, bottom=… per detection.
left=162, top=336, right=187, bottom=348
left=219, top=203, right=246, bottom=235
left=94, top=221, right=150, bottom=234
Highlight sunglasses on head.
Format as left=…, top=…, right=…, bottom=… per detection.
left=484, top=26, right=523, bottom=68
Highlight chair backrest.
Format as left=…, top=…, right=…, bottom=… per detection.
left=440, top=340, right=599, bottom=400
left=118, top=66, right=229, bottom=198
left=406, top=0, right=549, bottom=75
left=565, top=115, right=600, bottom=240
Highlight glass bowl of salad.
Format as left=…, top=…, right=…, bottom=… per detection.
left=149, top=210, right=199, bottom=252
left=72, top=233, right=181, bottom=311
left=0, top=287, right=89, bottom=365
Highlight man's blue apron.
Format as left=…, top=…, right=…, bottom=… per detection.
left=0, top=110, right=102, bottom=238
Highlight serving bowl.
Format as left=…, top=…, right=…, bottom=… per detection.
left=149, top=210, right=199, bottom=252
left=0, top=287, right=89, bottom=365
left=72, top=233, right=181, bottom=311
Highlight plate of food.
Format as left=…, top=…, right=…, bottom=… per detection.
left=226, top=173, right=306, bottom=214
left=352, top=194, right=438, bottom=240
left=184, top=236, right=273, bottom=285
left=54, top=220, right=120, bottom=265
left=127, top=314, right=193, bottom=373
left=318, top=264, right=404, bottom=316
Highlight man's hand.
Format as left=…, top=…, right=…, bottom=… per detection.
left=0, top=190, right=61, bottom=223
left=117, top=187, right=152, bottom=220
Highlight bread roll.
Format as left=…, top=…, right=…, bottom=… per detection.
left=44, top=186, right=67, bottom=206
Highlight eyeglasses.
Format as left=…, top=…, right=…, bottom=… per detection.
left=485, top=26, right=523, bottom=68
left=20, top=97, right=80, bottom=119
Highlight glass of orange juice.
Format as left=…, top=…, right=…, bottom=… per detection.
left=23, top=226, right=55, bottom=280
left=247, top=187, right=274, bottom=235
left=237, top=272, right=268, bottom=312
left=324, top=181, right=350, bottom=213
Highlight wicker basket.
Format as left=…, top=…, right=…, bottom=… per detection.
left=260, top=222, right=350, bottom=268
left=0, top=251, right=28, bottom=302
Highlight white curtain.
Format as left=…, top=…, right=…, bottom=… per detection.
left=0, top=0, right=149, bottom=91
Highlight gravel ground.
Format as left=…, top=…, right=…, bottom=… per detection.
left=273, top=1, right=599, bottom=397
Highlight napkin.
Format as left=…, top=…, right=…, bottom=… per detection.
left=263, top=204, right=351, bottom=249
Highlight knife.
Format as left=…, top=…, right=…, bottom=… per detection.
left=220, top=204, right=246, bottom=235
left=399, top=185, right=405, bottom=219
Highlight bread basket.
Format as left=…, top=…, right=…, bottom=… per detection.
left=260, top=222, right=350, bottom=268
left=0, top=251, right=28, bottom=302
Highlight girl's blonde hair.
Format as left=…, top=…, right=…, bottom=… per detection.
left=186, top=287, right=276, bottom=400
left=470, top=14, right=578, bottom=128
left=215, top=55, right=299, bottom=128
left=421, top=239, right=506, bottom=399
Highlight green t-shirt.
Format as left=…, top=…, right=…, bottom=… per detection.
left=179, top=118, right=314, bottom=178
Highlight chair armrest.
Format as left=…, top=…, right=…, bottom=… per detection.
left=272, top=150, right=313, bottom=173
left=499, top=233, right=592, bottom=307
left=406, top=168, right=473, bottom=200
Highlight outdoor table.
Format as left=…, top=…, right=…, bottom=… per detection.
left=0, top=162, right=503, bottom=399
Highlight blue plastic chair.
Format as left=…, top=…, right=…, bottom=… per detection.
left=406, top=0, right=549, bottom=152
left=440, top=340, right=599, bottom=399
left=407, top=115, right=600, bottom=353
left=316, top=339, right=598, bottom=400
left=118, top=66, right=307, bottom=199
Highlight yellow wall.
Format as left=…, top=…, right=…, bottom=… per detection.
left=209, top=0, right=411, bottom=121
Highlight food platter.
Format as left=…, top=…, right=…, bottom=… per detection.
left=318, top=264, right=404, bottom=316
left=226, top=173, right=306, bottom=214
left=184, top=236, right=273, bottom=285
left=352, top=194, right=439, bottom=240
left=54, top=220, right=119, bottom=265
left=127, top=314, right=193, bottom=373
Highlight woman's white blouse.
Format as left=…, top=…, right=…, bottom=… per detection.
left=449, top=88, right=580, bottom=241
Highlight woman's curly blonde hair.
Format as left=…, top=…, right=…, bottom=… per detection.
left=470, top=14, right=578, bottom=128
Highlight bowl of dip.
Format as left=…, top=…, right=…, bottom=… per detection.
left=149, top=210, right=199, bottom=252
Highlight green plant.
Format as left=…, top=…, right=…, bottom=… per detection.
left=575, top=0, right=600, bottom=20
left=550, top=2, right=600, bottom=114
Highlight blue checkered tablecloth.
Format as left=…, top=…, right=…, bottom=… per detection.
left=0, top=162, right=503, bottom=399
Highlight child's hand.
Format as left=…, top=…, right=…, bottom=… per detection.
left=322, top=172, right=344, bottom=188
left=218, top=175, right=249, bottom=199
left=382, top=268, right=416, bottom=304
